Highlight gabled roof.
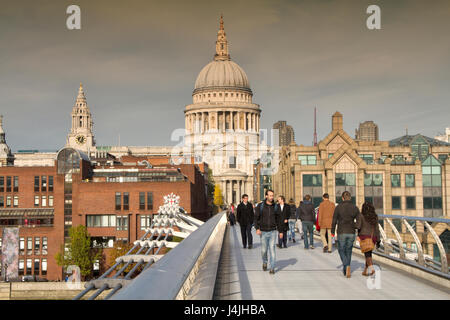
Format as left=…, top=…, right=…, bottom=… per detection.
left=389, top=134, right=450, bottom=147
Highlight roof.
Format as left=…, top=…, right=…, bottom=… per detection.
left=389, top=134, right=450, bottom=147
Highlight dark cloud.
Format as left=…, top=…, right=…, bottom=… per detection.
left=1, top=0, right=449, bottom=150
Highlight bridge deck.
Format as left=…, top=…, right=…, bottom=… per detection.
left=213, top=225, right=450, bottom=300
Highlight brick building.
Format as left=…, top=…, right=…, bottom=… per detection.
left=0, top=147, right=210, bottom=281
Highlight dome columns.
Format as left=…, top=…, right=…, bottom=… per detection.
left=186, top=110, right=259, bottom=134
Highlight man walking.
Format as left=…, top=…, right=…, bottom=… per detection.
left=287, top=198, right=297, bottom=243
left=255, top=189, right=283, bottom=274
left=331, top=191, right=361, bottom=278
left=298, top=195, right=315, bottom=249
left=318, top=193, right=335, bottom=253
left=236, top=194, right=255, bottom=249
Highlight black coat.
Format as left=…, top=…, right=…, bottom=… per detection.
left=254, top=201, right=283, bottom=232
left=298, top=201, right=315, bottom=222
left=288, top=204, right=297, bottom=220
left=331, top=200, right=361, bottom=235
left=275, top=203, right=290, bottom=232
left=236, top=201, right=254, bottom=226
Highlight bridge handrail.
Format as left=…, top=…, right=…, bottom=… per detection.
left=377, top=214, right=450, bottom=224
left=111, top=211, right=227, bottom=300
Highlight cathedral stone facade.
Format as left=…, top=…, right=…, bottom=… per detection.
left=183, top=15, right=267, bottom=205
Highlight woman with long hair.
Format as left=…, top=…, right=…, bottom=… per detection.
left=358, top=202, right=381, bottom=276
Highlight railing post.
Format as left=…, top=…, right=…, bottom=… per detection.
left=377, top=222, right=390, bottom=254
left=401, top=218, right=425, bottom=266
left=424, top=221, right=448, bottom=274
left=385, top=218, right=406, bottom=260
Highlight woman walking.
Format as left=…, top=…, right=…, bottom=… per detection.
left=358, top=202, right=381, bottom=276
left=229, top=203, right=236, bottom=226
left=275, top=195, right=289, bottom=248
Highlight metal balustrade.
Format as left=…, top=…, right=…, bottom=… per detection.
left=356, top=214, right=449, bottom=276
left=73, top=193, right=205, bottom=300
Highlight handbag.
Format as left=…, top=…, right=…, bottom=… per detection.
left=360, top=225, right=375, bottom=253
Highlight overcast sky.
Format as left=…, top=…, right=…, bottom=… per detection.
left=1, top=0, right=449, bottom=151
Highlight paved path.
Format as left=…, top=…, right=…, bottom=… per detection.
left=213, top=225, right=450, bottom=300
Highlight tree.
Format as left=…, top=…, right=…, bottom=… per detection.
left=108, top=240, right=137, bottom=275
left=55, top=225, right=102, bottom=280
left=213, top=184, right=224, bottom=209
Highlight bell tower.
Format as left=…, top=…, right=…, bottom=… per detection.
left=66, top=83, right=95, bottom=152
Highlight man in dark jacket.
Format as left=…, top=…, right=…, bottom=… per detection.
left=236, top=194, right=255, bottom=249
left=331, top=191, right=361, bottom=278
left=298, top=195, right=316, bottom=249
left=255, top=189, right=283, bottom=274
left=287, top=198, right=297, bottom=243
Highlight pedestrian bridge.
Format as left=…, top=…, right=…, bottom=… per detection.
left=74, top=210, right=450, bottom=300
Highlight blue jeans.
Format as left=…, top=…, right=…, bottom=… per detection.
left=260, top=230, right=277, bottom=270
left=288, top=219, right=296, bottom=240
left=337, top=233, right=356, bottom=272
left=302, top=221, right=314, bottom=248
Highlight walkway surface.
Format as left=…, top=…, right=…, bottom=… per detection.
left=213, top=225, right=450, bottom=300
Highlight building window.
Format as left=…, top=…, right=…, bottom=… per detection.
left=115, top=192, right=121, bottom=210
left=41, top=176, right=47, bottom=192
left=13, top=176, right=18, bottom=192
left=364, top=174, right=383, bottom=186
left=147, top=192, right=153, bottom=210
left=13, top=196, right=18, bottom=207
left=27, top=237, right=32, bottom=255
left=298, top=155, right=317, bottom=165
left=0, top=176, right=3, bottom=192
left=391, top=174, right=401, bottom=187
left=0, top=196, right=4, bottom=207
left=123, top=192, right=129, bottom=210
left=406, top=197, right=416, bottom=210
left=302, top=174, right=322, bottom=187
left=140, top=215, right=152, bottom=230
left=34, top=259, right=40, bottom=275
left=117, top=216, right=128, bottom=231
left=34, top=195, right=40, bottom=207
left=26, top=259, right=32, bottom=275
left=34, top=176, right=39, bottom=192
left=438, top=154, right=448, bottom=163
left=41, top=259, right=47, bottom=276
left=40, top=196, right=46, bottom=207
left=6, top=196, right=11, bottom=207
left=360, top=154, right=374, bottom=164
left=48, top=176, right=53, bottom=192
left=335, top=173, right=356, bottom=186
left=19, top=259, right=24, bottom=276
left=229, top=156, right=236, bottom=169
left=422, top=157, right=442, bottom=187
left=6, top=176, right=11, bottom=192
left=405, top=174, right=415, bottom=187
left=42, top=237, right=48, bottom=255
left=48, top=196, right=54, bottom=207
left=91, top=237, right=115, bottom=249
left=423, top=197, right=442, bottom=210
left=392, top=197, right=401, bottom=210
left=86, top=215, right=116, bottom=227
left=139, top=192, right=145, bottom=210
left=19, top=237, right=25, bottom=256
left=34, top=237, right=40, bottom=255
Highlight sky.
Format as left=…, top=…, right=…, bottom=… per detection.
left=1, top=0, right=449, bottom=151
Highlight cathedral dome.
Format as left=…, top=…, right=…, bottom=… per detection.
left=193, top=15, right=252, bottom=95
left=194, top=60, right=251, bottom=93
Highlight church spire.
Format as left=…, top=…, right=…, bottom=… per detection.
left=76, top=82, right=86, bottom=104
left=214, top=14, right=230, bottom=61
